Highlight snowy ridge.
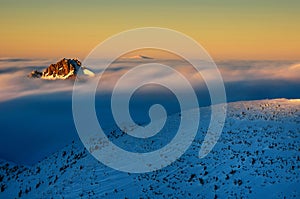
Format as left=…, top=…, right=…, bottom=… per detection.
left=0, top=99, right=299, bottom=198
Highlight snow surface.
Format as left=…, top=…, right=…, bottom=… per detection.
left=0, top=99, right=299, bottom=198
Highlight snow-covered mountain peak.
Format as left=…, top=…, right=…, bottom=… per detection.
left=28, top=58, right=94, bottom=80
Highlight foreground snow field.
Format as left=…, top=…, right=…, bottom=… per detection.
left=0, top=99, right=299, bottom=198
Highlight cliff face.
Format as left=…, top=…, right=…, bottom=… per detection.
left=28, top=58, right=84, bottom=80
left=41, top=58, right=82, bottom=80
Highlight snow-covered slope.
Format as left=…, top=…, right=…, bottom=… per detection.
left=0, top=99, right=299, bottom=198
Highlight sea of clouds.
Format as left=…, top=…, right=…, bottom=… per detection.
left=0, top=57, right=299, bottom=164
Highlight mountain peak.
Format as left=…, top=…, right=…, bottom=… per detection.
left=42, top=58, right=81, bottom=80
left=28, top=58, right=94, bottom=80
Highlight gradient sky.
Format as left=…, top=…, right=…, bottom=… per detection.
left=0, top=0, right=299, bottom=60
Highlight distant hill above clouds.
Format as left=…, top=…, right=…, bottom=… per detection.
left=28, top=58, right=94, bottom=80
left=123, top=55, right=154, bottom=59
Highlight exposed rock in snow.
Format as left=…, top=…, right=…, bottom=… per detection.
left=0, top=99, right=299, bottom=198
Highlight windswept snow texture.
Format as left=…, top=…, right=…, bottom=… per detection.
left=0, top=99, right=299, bottom=198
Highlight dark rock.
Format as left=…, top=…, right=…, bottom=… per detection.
left=28, top=70, right=42, bottom=78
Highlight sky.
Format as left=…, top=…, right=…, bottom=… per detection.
left=0, top=0, right=300, bottom=60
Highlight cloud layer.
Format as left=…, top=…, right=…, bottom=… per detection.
left=0, top=58, right=299, bottom=165
left=0, top=58, right=299, bottom=102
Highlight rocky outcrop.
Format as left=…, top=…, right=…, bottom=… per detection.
left=29, top=58, right=84, bottom=80
left=28, top=70, right=42, bottom=78
left=42, top=58, right=81, bottom=80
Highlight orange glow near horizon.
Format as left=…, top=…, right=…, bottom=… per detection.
left=0, top=1, right=300, bottom=60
